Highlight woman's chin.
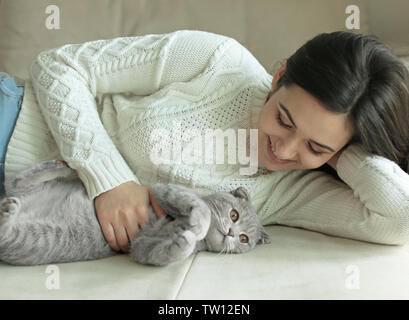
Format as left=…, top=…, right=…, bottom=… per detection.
left=259, top=156, right=299, bottom=171
left=258, top=157, right=279, bottom=171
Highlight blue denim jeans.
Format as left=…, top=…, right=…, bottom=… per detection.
left=0, top=72, right=25, bottom=197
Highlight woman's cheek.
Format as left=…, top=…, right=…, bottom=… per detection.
left=300, top=154, right=327, bottom=169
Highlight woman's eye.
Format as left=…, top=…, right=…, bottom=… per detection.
left=276, top=112, right=292, bottom=129
left=276, top=112, right=324, bottom=156
left=308, top=143, right=324, bottom=155
left=230, top=209, right=239, bottom=222
left=239, top=234, right=249, bottom=243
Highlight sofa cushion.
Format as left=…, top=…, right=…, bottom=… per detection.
left=0, top=252, right=194, bottom=299
left=1, top=226, right=409, bottom=299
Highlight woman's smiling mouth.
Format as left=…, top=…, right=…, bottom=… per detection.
left=267, top=136, right=294, bottom=164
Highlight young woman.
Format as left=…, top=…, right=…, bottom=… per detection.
left=1, top=30, right=408, bottom=253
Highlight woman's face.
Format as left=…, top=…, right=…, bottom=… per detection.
left=257, top=61, right=355, bottom=171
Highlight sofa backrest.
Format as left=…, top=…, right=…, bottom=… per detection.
left=0, top=0, right=407, bottom=79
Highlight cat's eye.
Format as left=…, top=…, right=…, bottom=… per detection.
left=230, top=209, right=239, bottom=222
left=239, top=234, right=249, bottom=243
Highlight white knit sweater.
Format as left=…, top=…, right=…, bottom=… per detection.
left=5, top=30, right=409, bottom=245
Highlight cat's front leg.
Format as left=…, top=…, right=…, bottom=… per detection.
left=152, top=183, right=206, bottom=217
left=131, top=228, right=197, bottom=266
left=4, top=160, right=74, bottom=196
left=184, top=204, right=211, bottom=240
left=166, top=229, right=197, bottom=263
left=152, top=183, right=211, bottom=239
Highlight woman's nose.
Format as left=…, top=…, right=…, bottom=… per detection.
left=278, top=136, right=298, bottom=160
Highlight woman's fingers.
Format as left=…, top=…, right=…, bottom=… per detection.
left=148, top=188, right=166, bottom=219
left=112, top=222, right=131, bottom=253
left=124, top=210, right=140, bottom=242
left=101, top=223, right=120, bottom=252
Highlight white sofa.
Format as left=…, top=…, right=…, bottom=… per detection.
left=1, top=0, right=408, bottom=299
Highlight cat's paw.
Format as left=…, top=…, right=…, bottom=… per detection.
left=180, top=230, right=197, bottom=244
left=55, top=160, right=70, bottom=168
left=171, top=230, right=197, bottom=258
left=37, top=159, right=71, bottom=170
left=185, top=205, right=211, bottom=240
left=0, top=197, right=21, bottom=217
left=47, top=160, right=73, bottom=176
left=45, top=159, right=71, bottom=169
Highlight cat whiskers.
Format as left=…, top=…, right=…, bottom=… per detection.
left=227, top=240, right=234, bottom=254
left=218, top=244, right=231, bottom=256
left=217, top=245, right=228, bottom=256
left=218, top=238, right=234, bottom=256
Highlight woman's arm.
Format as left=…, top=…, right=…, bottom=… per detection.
left=260, top=144, right=409, bottom=245
left=29, top=30, right=238, bottom=252
left=29, top=30, right=234, bottom=200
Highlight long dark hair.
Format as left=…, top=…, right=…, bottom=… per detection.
left=268, top=31, right=409, bottom=176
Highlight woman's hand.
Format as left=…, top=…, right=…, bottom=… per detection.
left=94, top=181, right=166, bottom=253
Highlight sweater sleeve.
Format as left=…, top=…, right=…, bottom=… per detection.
left=29, top=30, right=233, bottom=200
left=259, top=144, right=409, bottom=245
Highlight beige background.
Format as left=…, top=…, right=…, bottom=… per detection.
left=0, top=0, right=408, bottom=80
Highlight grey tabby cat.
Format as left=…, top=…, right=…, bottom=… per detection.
left=0, top=160, right=270, bottom=266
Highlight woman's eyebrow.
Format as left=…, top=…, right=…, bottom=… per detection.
left=278, top=101, right=336, bottom=152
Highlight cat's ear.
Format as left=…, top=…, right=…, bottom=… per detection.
left=257, top=229, right=271, bottom=245
left=230, top=186, right=249, bottom=200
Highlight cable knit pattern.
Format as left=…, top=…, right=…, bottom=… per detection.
left=4, top=30, right=409, bottom=245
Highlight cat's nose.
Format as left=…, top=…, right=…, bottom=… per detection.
left=227, top=228, right=234, bottom=237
